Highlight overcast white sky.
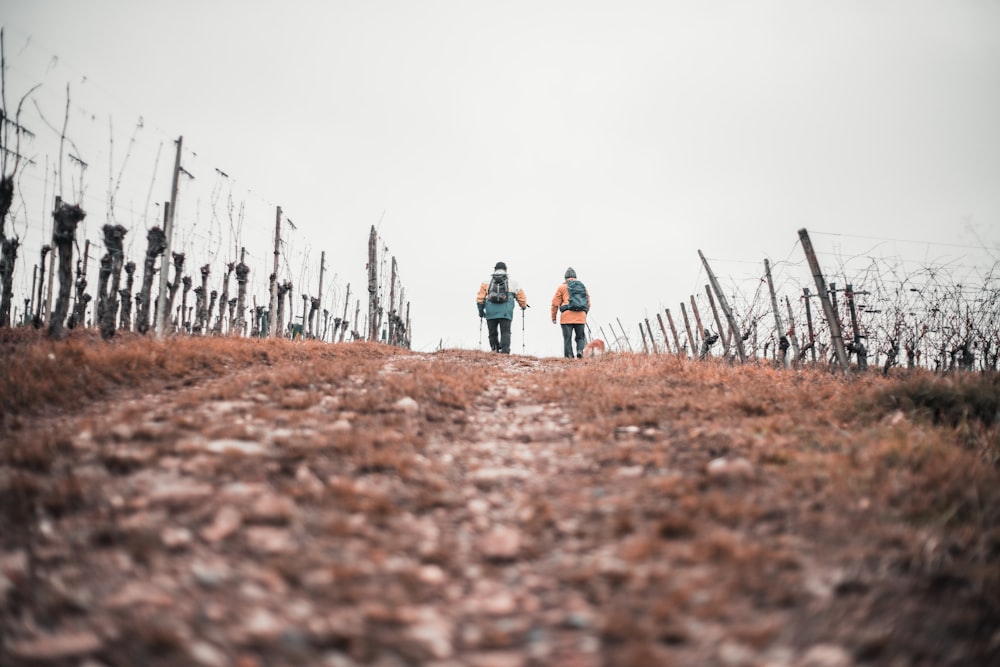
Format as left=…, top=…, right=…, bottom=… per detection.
left=3, top=1, right=998, bottom=357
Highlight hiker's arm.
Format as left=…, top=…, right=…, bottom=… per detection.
left=551, top=285, right=564, bottom=322
left=476, top=283, right=487, bottom=317
left=516, top=288, right=527, bottom=310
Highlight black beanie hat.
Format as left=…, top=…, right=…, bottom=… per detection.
left=495, top=261, right=507, bottom=271
left=564, top=267, right=576, bottom=279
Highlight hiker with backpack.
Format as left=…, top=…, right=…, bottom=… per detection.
left=551, top=267, right=590, bottom=358
left=477, top=261, right=528, bottom=354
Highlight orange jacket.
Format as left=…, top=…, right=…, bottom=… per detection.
left=551, top=278, right=589, bottom=324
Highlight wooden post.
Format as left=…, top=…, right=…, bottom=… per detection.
left=354, top=299, right=361, bottom=341
left=367, top=226, right=378, bottom=341
left=639, top=321, right=649, bottom=354
left=764, top=258, right=788, bottom=368
left=155, top=136, right=182, bottom=338
left=645, top=318, right=658, bottom=354
left=784, top=294, right=801, bottom=362
left=599, top=325, right=611, bottom=350
left=680, top=302, right=696, bottom=358
left=43, top=197, right=60, bottom=324
left=656, top=313, right=671, bottom=354
left=29, top=264, right=37, bottom=322
left=690, top=295, right=706, bottom=347
left=802, top=288, right=817, bottom=362
left=845, top=283, right=868, bottom=371
left=267, top=206, right=281, bottom=338
left=388, top=256, right=397, bottom=345
left=705, top=284, right=729, bottom=356
left=317, top=250, right=325, bottom=329
left=699, top=249, right=746, bottom=362
left=798, top=229, right=850, bottom=371
left=616, top=317, right=633, bottom=352
left=405, top=301, right=411, bottom=347
left=339, top=282, right=351, bottom=342
left=665, top=308, right=682, bottom=355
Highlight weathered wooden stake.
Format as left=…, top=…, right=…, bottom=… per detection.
left=665, top=308, right=682, bottom=355
left=155, top=136, right=182, bottom=338
left=615, top=317, right=633, bottom=352
left=388, top=256, right=397, bottom=345
left=656, top=313, right=671, bottom=354
left=645, top=318, right=658, bottom=354
left=680, top=302, right=696, bottom=358
left=798, top=228, right=850, bottom=371
left=784, top=294, right=801, bottom=362
left=690, top=295, right=707, bottom=349
left=267, top=206, right=282, bottom=338
left=699, top=249, right=746, bottom=362
left=764, top=258, right=788, bottom=368
left=339, top=282, right=351, bottom=342
left=845, top=284, right=868, bottom=371
left=705, top=284, right=729, bottom=356
left=367, top=225, right=378, bottom=342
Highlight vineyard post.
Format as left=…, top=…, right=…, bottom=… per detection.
left=680, top=302, right=695, bottom=358
left=845, top=284, right=868, bottom=371
left=34, top=245, right=50, bottom=326
left=388, top=256, right=397, bottom=345
left=615, top=317, right=634, bottom=352
left=155, top=136, right=182, bottom=338
left=784, top=294, right=801, bottom=362
left=599, top=325, right=611, bottom=350
left=665, top=308, right=682, bottom=355
left=30, top=264, right=37, bottom=323
left=317, top=250, right=325, bottom=338
left=639, top=321, right=649, bottom=353
left=367, top=225, right=378, bottom=341
left=828, top=282, right=839, bottom=325
left=44, top=198, right=59, bottom=324
left=705, top=284, right=730, bottom=356
left=656, top=313, right=671, bottom=354
left=70, top=239, right=90, bottom=327
left=690, top=295, right=707, bottom=350
left=802, top=288, right=817, bottom=362
left=764, top=258, right=789, bottom=368
left=798, top=228, right=850, bottom=372
left=354, top=299, right=361, bottom=341
left=300, top=294, right=308, bottom=338
left=699, top=249, right=746, bottom=362
left=267, top=206, right=281, bottom=338
left=119, top=261, right=135, bottom=331
left=339, top=282, right=350, bottom=342
left=405, top=301, right=411, bottom=347
left=645, top=318, right=658, bottom=353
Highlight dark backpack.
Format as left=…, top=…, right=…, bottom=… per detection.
left=565, top=280, right=588, bottom=311
left=487, top=273, right=509, bottom=304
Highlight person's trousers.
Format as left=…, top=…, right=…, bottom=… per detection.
left=561, top=323, right=586, bottom=358
left=487, top=318, right=512, bottom=353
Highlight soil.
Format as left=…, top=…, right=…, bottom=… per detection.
left=1, top=341, right=998, bottom=667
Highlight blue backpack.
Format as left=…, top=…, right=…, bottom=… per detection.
left=564, top=280, right=588, bottom=312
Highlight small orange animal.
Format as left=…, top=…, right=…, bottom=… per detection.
left=582, top=338, right=606, bottom=358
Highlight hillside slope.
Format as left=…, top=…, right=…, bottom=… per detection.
left=1, top=331, right=998, bottom=666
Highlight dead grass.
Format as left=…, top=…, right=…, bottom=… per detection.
left=1, top=337, right=999, bottom=664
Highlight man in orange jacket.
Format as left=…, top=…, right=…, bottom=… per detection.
left=551, top=267, right=590, bottom=358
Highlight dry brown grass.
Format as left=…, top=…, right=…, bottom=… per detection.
left=1, top=336, right=998, bottom=665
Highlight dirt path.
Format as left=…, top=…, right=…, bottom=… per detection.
left=1, top=348, right=997, bottom=666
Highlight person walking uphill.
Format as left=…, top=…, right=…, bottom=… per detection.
left=552, top=267, right=590, bottom=358
left=477, top=261, right=528, bottom=354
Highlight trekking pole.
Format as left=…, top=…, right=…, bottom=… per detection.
left=521, top=306, right=528, bottom=355
left=479, top=316, right=483, bottom=350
